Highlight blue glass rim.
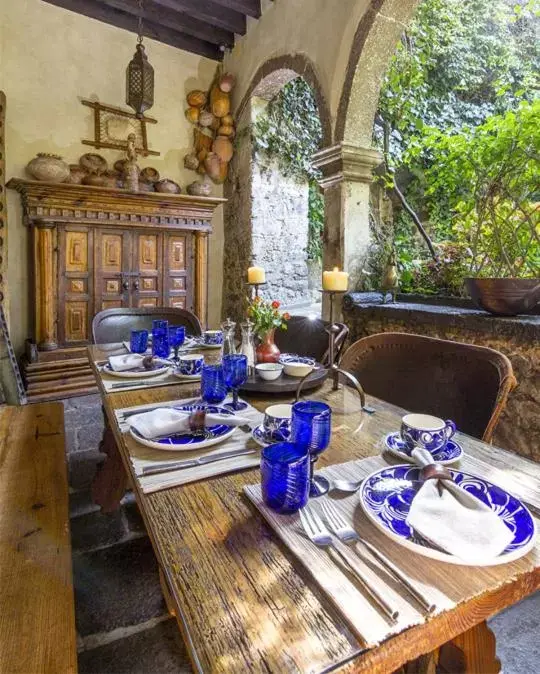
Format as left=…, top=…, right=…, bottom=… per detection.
left=223, top=354, right=248, bottom=364
left=152, top=319, right=168, bottom=329
left=262, top=441, right=308, bottom=465
left=131, top=329, right=148, bottom=337
left=292, top=401, right=331, bottom=418
left=202, top=364, right=223, bottom=373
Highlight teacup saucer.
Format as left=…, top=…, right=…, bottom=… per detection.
left=252, top=424, right=290, bottom=447
left=384, top=432, right=463, bottom=465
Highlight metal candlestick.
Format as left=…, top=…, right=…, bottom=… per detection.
left=246, top=281, right=267, bottom=300
left=295, top=289, right=374, bottom=414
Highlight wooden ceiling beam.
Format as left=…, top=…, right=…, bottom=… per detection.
left=96, top=0, right=234, bottom=48
left=42, top=0, right=222, bottom=60
left=210, top=0, right=260, bottom=19
left=152, top=0, right=247, bottom=35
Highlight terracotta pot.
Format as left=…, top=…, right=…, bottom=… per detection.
left=155, top=179, right=181, bottom=194
left=26, top=153, right=70, bottom=183
left=187, top=90, right=207, bottom=107
left=187, top=178, right=212, bottom=196
left=465, top=277, right=540, bottom=316
left=256, top=329, right=281, bottom=364
left=140, top=167, right=160, bottom=184
left=66, top=164, right=86, bottom=184
left=82, top=174, right=107, bottom=186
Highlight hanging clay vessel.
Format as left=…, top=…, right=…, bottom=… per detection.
left=199, top=110, right=215, bottom=128
left=187, top=90, right=207, bottom=107
left=219, top=73, right=235, bottom=93
left=26, top=153, right=70, bottom=183
left=185, top=106, right=200, bottom=124
left=204, top=152, right=221, bottom=181
left=184, top=153, right=199, bottom=171
left=212, top=135, right=233, bottom=163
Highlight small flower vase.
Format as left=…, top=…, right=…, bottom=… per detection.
left=256, top=329, right=281, bottom=363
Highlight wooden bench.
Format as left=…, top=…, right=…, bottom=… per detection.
left=0, top=403, right=77, bottom=674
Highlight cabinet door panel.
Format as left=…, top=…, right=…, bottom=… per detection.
left=94, top=229, right=131, bottom=313
left=131, top=232, right=161, bottom=308
left=163, top=233, right=192, bottom=311
left=58, top=226, right=93, bottom=345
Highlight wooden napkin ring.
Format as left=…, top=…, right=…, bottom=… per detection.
left=189, top=409, right=206, bottom=431
left=420, top=463, right=453, bottom=482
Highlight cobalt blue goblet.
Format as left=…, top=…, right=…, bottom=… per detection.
left=261, top=442, right=310, bottom=514
left=291, top=401, right=332, bottom=497
left=168, top=325, right=186, bottom=362
left=201, top=364, right=227, bottom=405
left=152, top=321, right=169, bottom=359
left=130, top=329, right=148, bottom=354
left=222, top=354, right=248, bottom=411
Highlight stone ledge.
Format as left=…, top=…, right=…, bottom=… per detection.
left=343, top=294, right=540, bottom=343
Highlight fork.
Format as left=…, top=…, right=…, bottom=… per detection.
left=299, top=507, right=399, bottom=623
left=319, top=499, right=435, bottom=614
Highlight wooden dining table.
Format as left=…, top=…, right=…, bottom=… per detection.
left=88, top=343, right=540, bottom=674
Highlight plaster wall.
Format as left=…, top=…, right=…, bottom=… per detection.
left=0, top=0, right=223, bottom=356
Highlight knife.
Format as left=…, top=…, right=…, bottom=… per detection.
left=110, top=380, right=165, bottom=389
left=141, top=448, right=257, bottom=476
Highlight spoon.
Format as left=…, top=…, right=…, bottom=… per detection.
left=331, top=478, right=365, bottom=493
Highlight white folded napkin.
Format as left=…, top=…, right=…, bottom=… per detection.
left=127, top=408, right=251, bottom=439
left=108, top=354, right=146, bottom=372
left=406, top=448, right=514, bottom=563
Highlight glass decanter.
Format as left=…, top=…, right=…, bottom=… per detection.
left=221, top=317, right=237, bottom=356
left=240, top=319, right=257, bottom=375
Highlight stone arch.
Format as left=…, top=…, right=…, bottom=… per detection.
left=235, top=54, right=332, bottom=148
left=222, top=56, right=328, bottom=321
left=335, top=0, right=422, bottom=145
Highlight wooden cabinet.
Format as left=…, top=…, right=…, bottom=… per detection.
left=8, top=180, right=225, bottom=351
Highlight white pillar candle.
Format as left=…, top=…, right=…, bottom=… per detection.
left=322, top=267, right=349, bottom=292
left=247, top=266, right=265, bottom=284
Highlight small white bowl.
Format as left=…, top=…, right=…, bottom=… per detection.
left=283, top=361, right=314, bottom=378
left=256, top=363, right=284, bottom=381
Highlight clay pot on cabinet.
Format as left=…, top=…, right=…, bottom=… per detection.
left=102, top=170, right=120, bottom=188
left=26, top=153, right=70, bottom=183
left=66, top=164, right=86, bottom=184
left=155, top=179, right=181, bottom=194
left=82, top=174, right=107, bottom=186
left=187, top=177, right=212, bottom=197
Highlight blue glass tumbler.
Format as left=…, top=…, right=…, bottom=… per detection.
left=222, top=354, right=248, bottom=411
left=130, top=329, right=148, bottom=354
left=261, top=442, right=310, bottom=513
left=152, top=320, right=169, bottom=359
left=168, top=325, right=186, bottom=362
left=201, top=364, right=227, bottom=405
left=291, top=401, right=332, bottom=497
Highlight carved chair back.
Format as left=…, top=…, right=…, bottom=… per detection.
left=92, top=307, right=202, bottom=344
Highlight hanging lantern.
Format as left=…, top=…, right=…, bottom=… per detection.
left=126, top=1, right=154, bottom=118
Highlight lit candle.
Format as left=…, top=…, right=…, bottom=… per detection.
left=247, top=266, right=265, bottom=284
left=322, top=267, right=349, bottom=292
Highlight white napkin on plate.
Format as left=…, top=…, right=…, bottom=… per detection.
left=406, top=448, right=514, bottom=563
left=108, top=354, right=146, bottom=372
left=127, top=408, right=251, bottom=439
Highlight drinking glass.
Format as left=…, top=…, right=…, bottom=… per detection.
left=222, top=354, right=248, bottom=411
left=291, top=401, right=332, bottom=497
left=168, top=325, right=186, bottom=362
left=200, top=364, right=227, bottom=405
left=261, top=442, right=310, bottom=513
left=130, top=329, right=148, bottom=354
left=152, top=320, right=169, bottom=359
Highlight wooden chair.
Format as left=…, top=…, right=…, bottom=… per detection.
left=275, top=315, right=348, bottom=366
left=92, top=307, right=202, bottom=344
left=340, top=332, right=516, bottom=442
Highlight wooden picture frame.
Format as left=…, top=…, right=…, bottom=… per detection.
left=81, top=99, right=160, bottom=157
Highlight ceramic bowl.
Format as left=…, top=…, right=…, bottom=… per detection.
left=256, top=363, right=283, bottom=381
left=283, top=361, right=314, bottom=378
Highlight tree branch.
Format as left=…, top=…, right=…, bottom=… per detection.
left=393, top=182, right=438, bottom=260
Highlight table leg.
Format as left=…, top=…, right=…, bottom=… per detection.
left=91, top=406, right=129, bottom=512
left=437, top=621, right=501, bottom=674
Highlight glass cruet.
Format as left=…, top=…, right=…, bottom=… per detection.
left=221, top=317, right=237, bottom=356
left=240, top=319, right=257, bottom=374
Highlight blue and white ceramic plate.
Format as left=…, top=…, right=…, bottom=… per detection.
left=384, top=432, right=463, bottom=465
left=279, top=353, right=316, bottom=366
left=251, top=424, right=291, bottom=447
left=129, top=404, right=236, bottom=452
left=191, top=338, right=223, bottom=350
left=103, top=362, right=170, bottom=379
left=172, top=371, right=201, bottom=381
left=359, top=464, right=536, bottom=566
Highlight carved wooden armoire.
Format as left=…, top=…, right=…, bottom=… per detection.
left=8, top=179, right=225, bottom=399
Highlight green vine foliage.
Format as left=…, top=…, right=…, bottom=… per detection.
left=376, top=0, right=539, bottom=294
left=252, top=78, right=324, bottom=262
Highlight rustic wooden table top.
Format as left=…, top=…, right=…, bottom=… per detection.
left=89, top=344, right=540, bottom=674
left=0, top=403, right=77, bottom=674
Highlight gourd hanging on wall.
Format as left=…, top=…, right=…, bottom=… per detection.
left=184, top=70, right=236, bottom=188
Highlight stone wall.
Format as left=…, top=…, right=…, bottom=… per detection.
left=251, top=161, right=310, bottom=305
left=342, top=300, right=540, bottom=462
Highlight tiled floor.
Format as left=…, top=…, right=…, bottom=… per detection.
left=65, top=394, right=539, bottom=673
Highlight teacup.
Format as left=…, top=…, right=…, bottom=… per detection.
left=177, top=353, right=205, bottom=376
left=400, top=413, right=456, bottom=454
left=203, top=330, right=223, bottom=346
left=263, top=404, right=292, bottom=442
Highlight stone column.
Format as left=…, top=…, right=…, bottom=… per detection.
left=312, top=143, right=382, bottom=319
left=34, top=221, right=58, bottom=350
